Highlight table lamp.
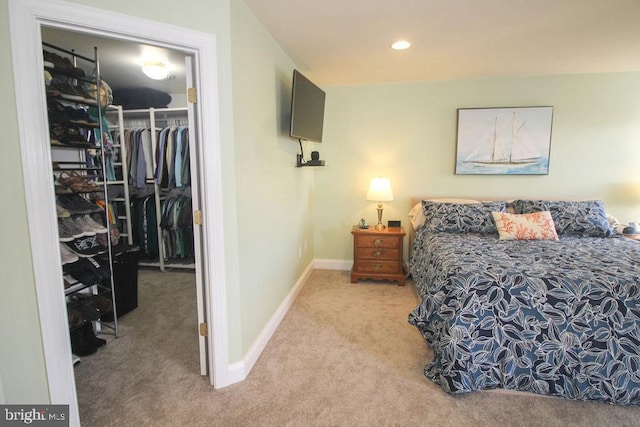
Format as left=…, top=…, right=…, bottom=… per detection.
left=366, top=177, right=394, bottom=231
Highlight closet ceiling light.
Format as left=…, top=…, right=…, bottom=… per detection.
left=391, top=40, right=411, bottom=50
left=142, top=61, right=170, bottom=80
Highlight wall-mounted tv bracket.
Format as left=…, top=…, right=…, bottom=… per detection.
left=296, top=139, right=325, bottom=167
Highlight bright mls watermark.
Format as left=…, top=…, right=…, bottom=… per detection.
left=1, top=405, right=68, bottom=426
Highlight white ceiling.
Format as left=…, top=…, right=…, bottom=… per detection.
left=41, top=1, right=640, bottom=92
left=243, top=0, right=640, bottom=86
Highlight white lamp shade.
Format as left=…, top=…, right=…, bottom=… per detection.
left=366, top=177, right=394, bottom=201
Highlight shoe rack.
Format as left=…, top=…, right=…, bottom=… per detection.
left=44, top=41, right=120, bottom=349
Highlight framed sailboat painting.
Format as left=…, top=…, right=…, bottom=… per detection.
left=455, top=106, right=553, bottom=175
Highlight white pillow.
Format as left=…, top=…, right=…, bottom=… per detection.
left=408, top=198, right=481, bottom=231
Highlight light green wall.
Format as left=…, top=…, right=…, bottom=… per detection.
left=230, top=0, right=315, bottom=353
left=315, top=73, right=640, bottom=261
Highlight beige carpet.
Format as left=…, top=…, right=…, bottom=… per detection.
left=74, top=269, right=640, bottom=426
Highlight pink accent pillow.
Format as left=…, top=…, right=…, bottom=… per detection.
left=491, top=211, right=559, bottom=241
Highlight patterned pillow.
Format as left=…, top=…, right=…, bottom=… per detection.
left=510, top=199, right=615, bottom=237
left=409, top=198, right=481, bottom=231
left=422, top=200, right=507, bottom=234
left=492, top=211, right=559, bottom=240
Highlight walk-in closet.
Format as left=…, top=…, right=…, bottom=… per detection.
left=41, top=27, right=205, bottom=423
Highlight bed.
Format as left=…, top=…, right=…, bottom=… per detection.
left=407, top=198, right=640, bottom=405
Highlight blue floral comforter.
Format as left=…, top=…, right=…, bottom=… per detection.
left=408, top=229, right=640, bottom=405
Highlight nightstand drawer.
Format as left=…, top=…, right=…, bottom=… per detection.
left=357, top=235, right=401, bottom=249
left=355, top=247, right=399, bottom=260
left=353, top=260, right=401, bottom=274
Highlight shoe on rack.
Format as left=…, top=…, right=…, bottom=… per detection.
left=56, top=203, right=70, bottom=218
left=49, top=76, right=86, bottom=102
left=63, top=259, right=99, bottom=286
left=71, top=293, right=113, bottom=316
left=63, top=235, right=107, bottom=258
left=75, top=301, right=102, bottom=322
left=83, top=255, right=111, bottom=281
left=47, top=98, right=70, bottom=123
left=85, top=215, right=108, bottom=233
left=44, top=50, right=87, bottom=79
left=74, top=215, right=107, bottom=234
left=67, top=306, right=84, bottom=329
left=82, top=323, right=107, bottom=348
left=44, top=51, right=71, bottom=73
left=58, top=171, right=99, bottom=193
left=60, top=218, right=85, bottom=238
left=59, top=243, right=79, bottom=265
left=42, top=50, right=54, bottom=69
left=57, top=194, right=102, bottom=215
left=91, top=295, right=112, bottom=314
left=71, top=216, right=97, bottom=237
left=50, top=123, right=88, bottom=146
left=69, top=324, right=97, bottom=357
left=57, top=220, right=75, bottom=242
left=64, top=107, right=98, bottom=127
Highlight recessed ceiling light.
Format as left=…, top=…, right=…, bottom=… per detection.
left=391, top=40, right=411, bottom=50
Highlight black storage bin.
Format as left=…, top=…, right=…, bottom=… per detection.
left=108, top=246, right=140, bottom=319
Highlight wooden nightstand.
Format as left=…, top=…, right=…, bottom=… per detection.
left=351, top=226, right=406, bottom=285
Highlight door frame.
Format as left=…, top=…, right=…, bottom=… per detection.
left=8, top=0, right=229, bottom=423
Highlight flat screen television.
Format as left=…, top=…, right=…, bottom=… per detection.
left=290, top=70, right=325, bottom=143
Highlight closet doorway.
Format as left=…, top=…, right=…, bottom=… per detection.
left=42, top=22, right=210, bottom=373
left=9, top=1, right=229, bottom=425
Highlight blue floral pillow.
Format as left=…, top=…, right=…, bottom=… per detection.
left=510, top=199, right=615, bottom=237
left=421, top=201, right=507, bottom=234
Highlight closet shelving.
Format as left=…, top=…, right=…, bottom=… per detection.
left=106, top=105, right=133, bottom=246
left=45, top=41, right=119, bottom=339
left=106, top=107, right=195, bottom=272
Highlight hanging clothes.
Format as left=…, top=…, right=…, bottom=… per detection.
left=121, top=119, right=193, bottom=265
left=130, top=193, right=194, bottom=262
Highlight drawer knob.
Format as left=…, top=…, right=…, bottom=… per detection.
left=373, top=239, right=383, bottom=246
left=373, top=264, right=383, bottom=270
left=373, top=250, right=383, bottom=257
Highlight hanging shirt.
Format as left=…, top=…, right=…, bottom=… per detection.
left=175, top=127, right=185, bottom=188
left=141, top=129, right=154, bottom=180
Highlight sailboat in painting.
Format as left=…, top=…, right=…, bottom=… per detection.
left=464, top=112, right=541, bottom=168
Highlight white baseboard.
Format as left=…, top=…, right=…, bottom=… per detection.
left=226, top=361, right=245, bottom=386
left=226, top=260, right=318, bottom=385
